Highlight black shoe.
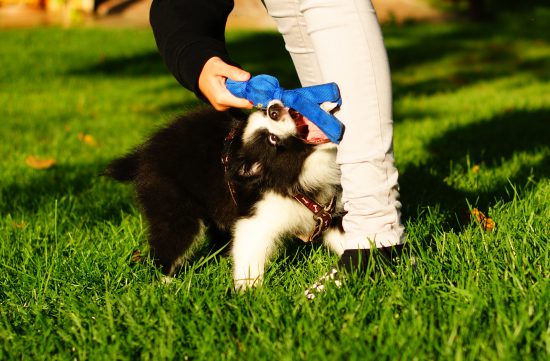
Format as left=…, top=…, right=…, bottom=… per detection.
left=337, top=244, right=406, bottom=273
left=304, top=244, right=414, bottom=300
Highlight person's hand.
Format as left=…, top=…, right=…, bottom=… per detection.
left=198, top=57, right=253, bottom=111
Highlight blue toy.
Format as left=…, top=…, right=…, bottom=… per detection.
left=226, top=74, right=344, bottom=144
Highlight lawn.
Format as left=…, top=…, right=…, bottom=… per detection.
left=1, top=7, right=549, bottom=360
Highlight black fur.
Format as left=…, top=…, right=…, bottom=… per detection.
left=105, top=107, right=330, bottom=274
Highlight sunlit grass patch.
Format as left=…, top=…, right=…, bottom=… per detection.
left=1, top=11, right=549, bottom=359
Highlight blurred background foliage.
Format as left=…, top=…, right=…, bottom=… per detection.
left=429, top=0, right=543, bottom=20
left=1, top=0, right=547, bottom=30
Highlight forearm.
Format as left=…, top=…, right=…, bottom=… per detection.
left=149, top=0, right=236, bottom=96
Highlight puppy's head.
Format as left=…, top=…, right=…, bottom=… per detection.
left=241, top=100, right=300, bottom=147
left=232, top=100, right=317, bottom=190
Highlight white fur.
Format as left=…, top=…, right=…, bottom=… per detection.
left=231, top=191, right=318, bottom=290
left=322, top=228, right=347, bottom=256
left=299, top=143, right=341, bottom=194
left=232, top=105, right=346, bottom=290
left=231, top=145, right=345, bottom=290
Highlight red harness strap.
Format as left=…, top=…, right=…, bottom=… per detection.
left=293, top=194, right=336, bottom=242
left=221, top=127, right=239, bottom=206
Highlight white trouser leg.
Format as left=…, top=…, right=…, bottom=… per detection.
left=263, top=0, right=404, bottom=249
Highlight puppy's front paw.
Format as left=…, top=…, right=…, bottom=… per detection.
left=161, top=276, right=174, bottom=284
left=233, top=276, right=262, bottom=292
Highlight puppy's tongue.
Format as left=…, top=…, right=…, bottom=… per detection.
left=290, top=110, right=332, bottom=144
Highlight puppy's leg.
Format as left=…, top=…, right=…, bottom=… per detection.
left=232, top=193, right=300, bottom=291
left=323, top=217, right=347, bottom=256
left=232, top=217, right=281, bottom=291
left=138, top=180, right=202, bottom=275
left=147, top=214, right=202, bottom=275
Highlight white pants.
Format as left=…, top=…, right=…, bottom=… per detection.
left=263, top=0, right=404, bottom=249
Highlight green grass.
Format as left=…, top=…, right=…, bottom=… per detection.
left=1, top=8, right=550, bottom=360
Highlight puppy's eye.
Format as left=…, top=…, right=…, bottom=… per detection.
left=268, top=134, right=279, bottom=145
left=267, top=103, right=283, bottom=121
left=269, top=109, right=280, bottom=120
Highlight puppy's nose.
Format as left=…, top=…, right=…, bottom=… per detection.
left=267, top=102, right=284, bottom=121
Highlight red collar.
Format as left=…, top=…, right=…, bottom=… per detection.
left=293, top=194, right=336, bottom=242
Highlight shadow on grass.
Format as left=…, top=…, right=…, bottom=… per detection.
left=387, top=16, right=550, bottom=97
left=70, top=52, right=168, bottom=77
left=1, top=163, right=135, bottom=225
left=393, top=55, right=550, bottom=98
left=400, top=108, right=550, bottom=226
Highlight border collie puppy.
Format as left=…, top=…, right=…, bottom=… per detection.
left=106, top=101, right=347, bottom=290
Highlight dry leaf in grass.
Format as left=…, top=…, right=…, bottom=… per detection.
left=78, top=132, right=98, bottom=147
left=471, top=208, right=496, bottom=232
left=25, top=156, right=56, bottom=170
left=130, top=249, right=143, bottom=263
left=12, top=221, right=28, bottom=229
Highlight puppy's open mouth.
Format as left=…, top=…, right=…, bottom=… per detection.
left=289, top=108, right=331, bottom=145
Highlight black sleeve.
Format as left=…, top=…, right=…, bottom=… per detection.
left=149, top=0, right=236, bottom=98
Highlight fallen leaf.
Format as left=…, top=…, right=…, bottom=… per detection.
left=130, top=249, right=143, bottom=263
left=78, top=132, right=98, bottom=147
left=471, top=208, right=496, bottom=232
left=12, top=221, right=28, bottom=229
left=25, top=156, right=56, bottom=170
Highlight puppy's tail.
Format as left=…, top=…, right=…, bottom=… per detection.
left=103, top=152, right=139, bottom=182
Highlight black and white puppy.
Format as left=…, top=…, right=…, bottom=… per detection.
left=106, top=101, right=347, bottom=290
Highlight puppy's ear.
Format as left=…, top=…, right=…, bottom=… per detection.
left=238, top=162, right=262, bottom=177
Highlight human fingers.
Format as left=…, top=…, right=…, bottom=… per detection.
left=214, top=58, right=250, bottom=82
left=199, top=57, right=252, bottom=111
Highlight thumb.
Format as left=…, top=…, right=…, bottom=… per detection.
left=220, top=63, right=250, bottom=82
